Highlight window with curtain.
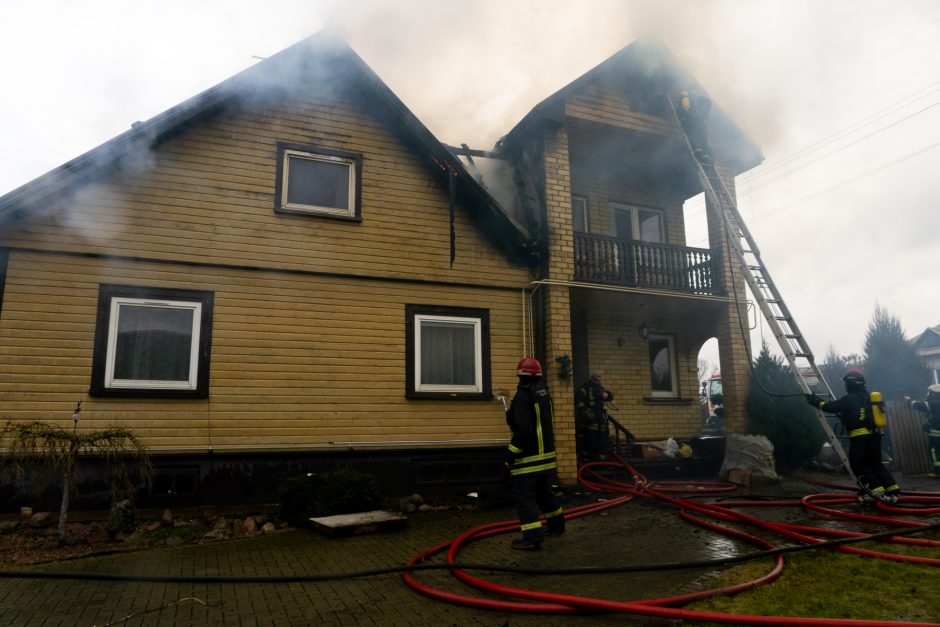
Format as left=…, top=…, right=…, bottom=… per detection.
left=406, top=305, right=491, bottom=398
left=648, top=334, right=677, bottom=397
left=90, top=285, right=213, bottom=398
left=274, top=142, right=361, bottom=219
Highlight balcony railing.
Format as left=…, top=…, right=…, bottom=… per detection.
left=573, top=233, right=723, bottom=296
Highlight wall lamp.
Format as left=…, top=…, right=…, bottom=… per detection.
left=638, top=322, right=650, bottom=341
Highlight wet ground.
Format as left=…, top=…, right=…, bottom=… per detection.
left=1, top=471, right=937, bottom=626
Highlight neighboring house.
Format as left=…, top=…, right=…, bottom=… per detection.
left=0, top=33, right=762, bottom=507
left=912, top=325, right=940, bottom=384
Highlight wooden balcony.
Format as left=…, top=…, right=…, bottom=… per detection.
left=573, top=233, right=723, bottom=296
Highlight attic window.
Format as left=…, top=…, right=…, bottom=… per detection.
left=274, top=142, right=362, bottom=220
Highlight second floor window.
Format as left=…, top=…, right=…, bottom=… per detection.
left=610, top=204, right=663, bottom=243
left=572, top=196, right=588, bottom=233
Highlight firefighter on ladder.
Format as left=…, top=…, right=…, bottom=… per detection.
left=806, top=371, right=901, bottom=503
left=904, top=384, right=940, bottom=478
left=677, top=89, right=713, bottom=163
left=504, top=357, right=565, bottom=550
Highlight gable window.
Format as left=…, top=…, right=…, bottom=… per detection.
left=610, top=204, right=664, bottom=243
left=406, top=305, right=491, bottom=399
left=648, top=334, right=677, bottom=397
left=274, top=142, right=362, bottom=220
left=90, top=285, right=213, bottom=398
left=572, top=196, right=588, bottom=233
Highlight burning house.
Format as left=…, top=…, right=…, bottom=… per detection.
left=0, top=32, right=762, bottom=508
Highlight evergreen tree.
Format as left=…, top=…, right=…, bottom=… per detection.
left=747, top=340, right=825, bottom=472
left=862, top=304, right=929, bottom=400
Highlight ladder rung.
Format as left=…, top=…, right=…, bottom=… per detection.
left=793, top=352, right=812, bottom=358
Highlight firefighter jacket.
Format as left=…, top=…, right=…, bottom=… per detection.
left=506, top=383, right=557, bottom=476
left=910, top=398, right=940, bottom=436
left=809, top=391, right=878, bottom=438
left=576, top=381, right=613, bottom=414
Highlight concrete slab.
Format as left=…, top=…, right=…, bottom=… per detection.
left=308, top=510, right=408, bottom=537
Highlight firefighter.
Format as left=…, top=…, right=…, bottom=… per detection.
left=504, top=357, right=565, bottom=550
left=676, top=89, right=713, bottom=163
left=903, top=384, right=940, bottom=478
left=806, top=371, right=901, bottom=503
left=575, top=373, right=613, bottom=461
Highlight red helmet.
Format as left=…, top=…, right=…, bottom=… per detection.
left=517, top=357, right=543, bottom=377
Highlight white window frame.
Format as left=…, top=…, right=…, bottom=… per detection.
left=280, top=148, right=357, bottom=217
left=648, top=333, right=678, bottom=398
left=609, top=203, right=664, bottom=243
left=104, top=297, right=202, bottom=391
left=414, top=313, right=483, bottom=394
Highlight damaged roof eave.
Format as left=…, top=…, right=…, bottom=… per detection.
left=0, top=32, right=538, bottom=265
left=498, top=38, right=764, bottom=177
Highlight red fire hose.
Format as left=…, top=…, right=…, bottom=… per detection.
left=403, top=455, right=940, bottom=625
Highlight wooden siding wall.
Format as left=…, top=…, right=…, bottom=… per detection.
left=0, top=251, right=523, bottom=450
left=0, top=83, right=533, bottom=453
left=3, top=88, right=528, bottom=284
left=565, top=82, right=673, bottom=137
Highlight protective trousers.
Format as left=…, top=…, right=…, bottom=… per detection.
left=849, top=435, right=899, bottom=495
left=510, top=471, right=565, bottom=543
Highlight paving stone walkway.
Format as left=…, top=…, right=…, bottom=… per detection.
left=2, top=473, right=937, bottom=626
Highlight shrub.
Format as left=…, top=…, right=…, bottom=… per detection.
left=277, top=467, right=382, bottom=526
left=746, top=341, right=825, bottom=473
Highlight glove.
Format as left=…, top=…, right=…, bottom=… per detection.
left=805, top=394, right=824, bottom=407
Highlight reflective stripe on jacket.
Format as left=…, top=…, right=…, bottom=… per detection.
left=816, top=391, right=877, bottom=438
left=506, top=385, right=557, bottom=476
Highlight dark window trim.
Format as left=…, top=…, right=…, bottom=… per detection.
left=89, top=284, right=214, bottom=399
left=405, top=304, right=491, bottom=400
left=273, top=142, right=363, bottom=221
left=0, top=249, right=7, bottom=319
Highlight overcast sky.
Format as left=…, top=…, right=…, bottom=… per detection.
left=2, top=0, right=938, bottom=368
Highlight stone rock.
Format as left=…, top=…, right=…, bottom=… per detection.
left=142, top=520, right=161, bottom=532
left=417, top=504, right=431, bottom=513
left=28, top=512, right=54, bottom=528
left=253, top=514, right=269, bottom=526
left=161, top=509, right=174, bottom=527
left=261, top=522, right=277, bottom=534
left=165, top=535, right=185, bottom=547
left=243, top=516, right=258, bottom=535
left=202, top=528, right=230, bottom=541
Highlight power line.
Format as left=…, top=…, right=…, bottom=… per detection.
left=749, top=138, right=940, bottom=223
left=686, top=137, right=940, bottom=246
left=683, top=79, right=940, bottom=217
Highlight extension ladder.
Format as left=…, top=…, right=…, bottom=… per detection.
left=668, top=96, right=854, bottom=480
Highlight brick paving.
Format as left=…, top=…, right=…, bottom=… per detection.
left=2, top=473, right=938, bottom=626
